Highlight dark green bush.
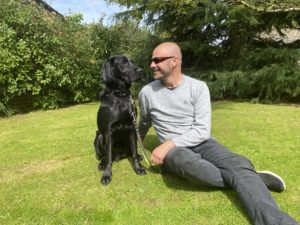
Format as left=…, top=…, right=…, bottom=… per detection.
left=0, top=0, right=155, bottom=116
left=190, top=61, right=300, bottom=103
left=0, top=1, right=103, bottom=116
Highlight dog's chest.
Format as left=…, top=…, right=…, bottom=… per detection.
left=113, top=100, right=135, bottom=126
left=118, top=104, right=132, bottom=120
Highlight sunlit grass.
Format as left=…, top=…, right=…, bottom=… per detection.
left=0, top=101, right=299, bottom=225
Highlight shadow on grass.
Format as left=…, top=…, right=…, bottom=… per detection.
left=144, top=135, right=251, bottom=223
left=160, top=172, right=251, bottom=223
left=143, top=134, right=160, bottom=150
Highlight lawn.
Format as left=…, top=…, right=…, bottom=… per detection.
left=0, top=101, right=299, bottom=225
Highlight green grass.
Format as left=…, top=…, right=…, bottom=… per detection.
left=0, top=101, right=299, bottom=225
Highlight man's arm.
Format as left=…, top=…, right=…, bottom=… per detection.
left=138, top=89, right=174, bottom=165
left=151, top=140, right=175, bottom=165
left=138, top=90, right=152, bottom=140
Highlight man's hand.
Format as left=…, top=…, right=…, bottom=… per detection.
left=151, top=140, right=175, bottom=165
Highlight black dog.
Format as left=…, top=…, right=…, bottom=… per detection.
left=94, top=55, right=146, bottom=185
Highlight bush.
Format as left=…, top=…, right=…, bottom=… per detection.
left=190, top=63, right=300, bottom=103
left=252, top=63, right=300, bottom=102
left=0, top=1, right=102, bottom=116
left=0, top=0, right=155, bottom=116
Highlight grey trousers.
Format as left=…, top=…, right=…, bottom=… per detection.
left=162, top=138, right=299, bottom=225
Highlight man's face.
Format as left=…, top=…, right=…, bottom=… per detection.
left=150, top=50, right=175, bottom=80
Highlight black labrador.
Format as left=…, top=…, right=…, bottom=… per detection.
left=94, top=55, right=146, bottom=185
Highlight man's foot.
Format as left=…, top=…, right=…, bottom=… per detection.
left=258, top=170, right=286, bottom=192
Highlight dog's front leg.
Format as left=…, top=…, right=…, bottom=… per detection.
left=101, top=132, right=113, bottom=185
left=94, top=131, right=106, bottom=171
left=130, top=129, right=146, bottom=175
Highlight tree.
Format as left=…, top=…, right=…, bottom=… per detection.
left=224, top=0, right=300, bottom=13
left=0, top=0, right=156, bottom=116
left=106, top=0, right=300, bottom=102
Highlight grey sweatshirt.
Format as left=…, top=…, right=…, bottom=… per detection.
left=138, top=75, right=211, bottom=148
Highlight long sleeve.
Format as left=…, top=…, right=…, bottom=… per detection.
left=138, top=90, right=152, bottom=139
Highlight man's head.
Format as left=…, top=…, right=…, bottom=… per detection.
left=150, top=42, right=182, bottom=81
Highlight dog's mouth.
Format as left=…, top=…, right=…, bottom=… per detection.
left=129, top=69, right=145, bottom=82
left=115, top=67, right=144, bottom=84
left=120, top=73, right=141, bottom=84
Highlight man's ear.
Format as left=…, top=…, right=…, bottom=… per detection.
left=102, top=57, right=114, bottom=82
left=171, top=58, right=177, bottom=67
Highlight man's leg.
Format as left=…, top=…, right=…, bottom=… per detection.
left=194, top=138, right=298, bottom=225
left=163, top=147, right=227, bottom=188
left=163, top=145, right=285, bottom=191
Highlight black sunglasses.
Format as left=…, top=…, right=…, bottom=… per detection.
left=150, top=56, right=175, bottom=65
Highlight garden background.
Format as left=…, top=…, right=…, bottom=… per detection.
left=0, top=0, right=299, bottom=224
left=1, top=0, right=299, bottom=116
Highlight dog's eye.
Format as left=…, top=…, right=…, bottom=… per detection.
left=122, top=60, right=128, bottom=65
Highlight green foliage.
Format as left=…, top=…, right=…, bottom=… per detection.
left=190, top=61, right=300, bottom=102
left=0, top=0, right=151, bottom=116
left=191, top=70, right=254, bottom=100
left=0, top=0, right=96, bottom=115
left=1, top=0, right=299, bottom=116
left=108, top=0, right=300, bottom=103
left=252, top=63, right=300, bottom=101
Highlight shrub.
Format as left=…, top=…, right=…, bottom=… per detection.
left=0, top=1, right=101, bottom=116
left=190, top=63, right=300, bottom=103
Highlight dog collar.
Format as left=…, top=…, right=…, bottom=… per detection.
left=112, top=90, right=130, bottom=97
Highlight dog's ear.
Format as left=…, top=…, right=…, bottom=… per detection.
left=102, top=57, right=114, bottom=82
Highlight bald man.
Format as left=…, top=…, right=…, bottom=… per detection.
left=138, top=42, right=299, bottom=225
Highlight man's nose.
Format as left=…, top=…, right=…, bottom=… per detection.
left=150, top=60, right=157, bottom=68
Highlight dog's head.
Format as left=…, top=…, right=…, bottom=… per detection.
left=102, top=55, right=144, bottom=86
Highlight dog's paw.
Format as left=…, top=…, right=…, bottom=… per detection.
left=100, top=175, right=112, bottom=185
left=135, top=167, right=147, bottom=175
